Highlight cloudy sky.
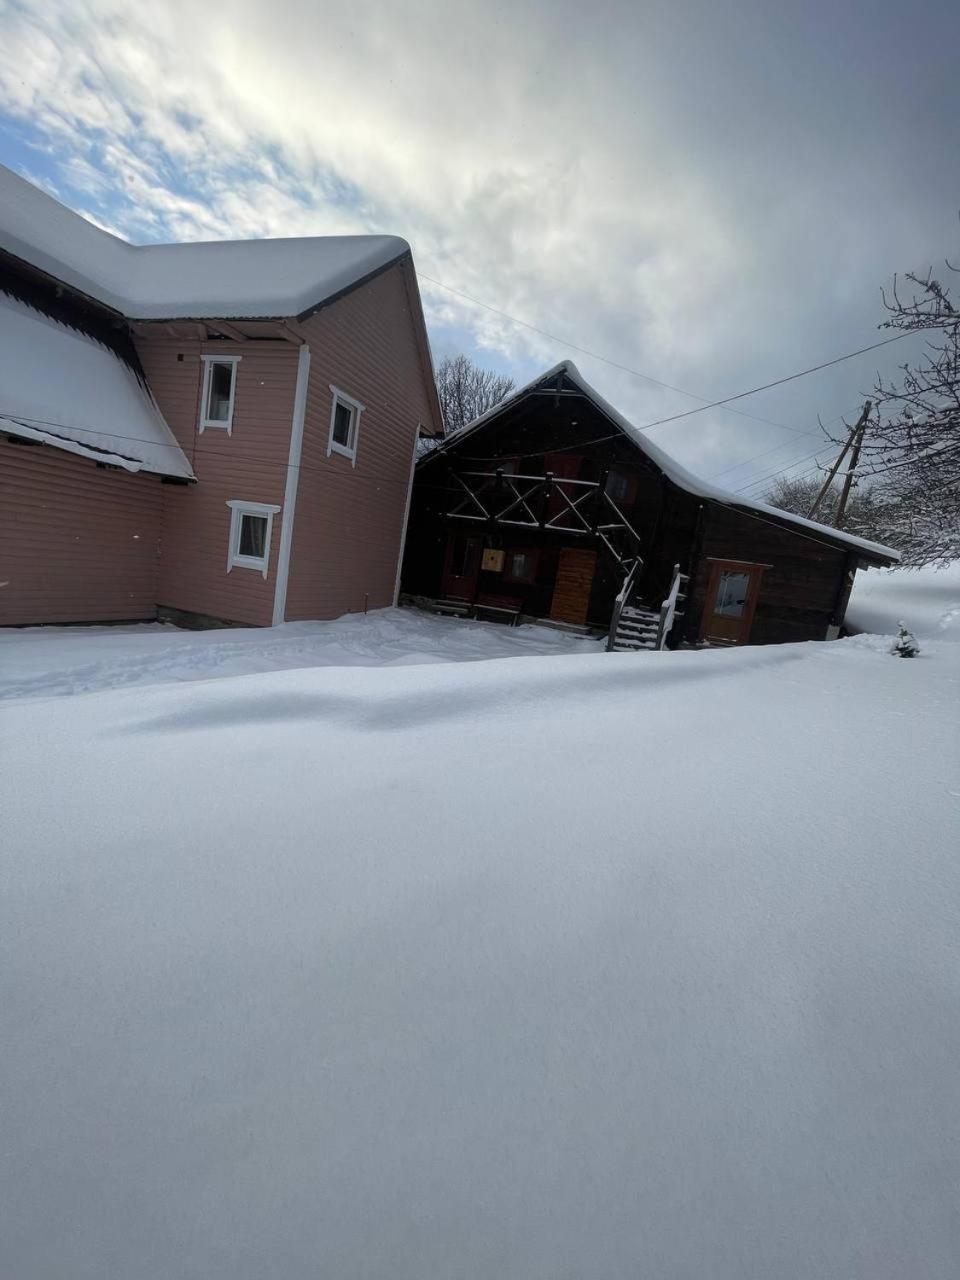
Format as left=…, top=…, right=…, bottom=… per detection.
left=1, top=0, right=957, bottom=492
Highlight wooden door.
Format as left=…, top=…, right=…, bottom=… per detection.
left=550, top=548, right=597, bottom=625
left=442, top=534, right=481, bottom=600
left=699, top=560, right=764, bottom=645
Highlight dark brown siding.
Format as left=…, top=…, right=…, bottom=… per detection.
left=0, top=438, right=161, bottom=625
left=136, top=335, right=299, bottom=627
left=404, top=382, right=859, bottom=647
left=403, top=397, right=676, bottom=622
left=284, top=260, right=435, bottom=621
left=684, top=504, right=848, bottom=645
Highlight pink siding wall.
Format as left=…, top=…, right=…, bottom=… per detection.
left=0, top=438, right=161, bottom=625
left=284, top=260, right=436, bottom=620
left=2, top=261, right=437, bottom=630
left=136, top=336, right=299, bottom=626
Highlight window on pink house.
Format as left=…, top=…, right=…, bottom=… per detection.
left=200, top=356, right=240, bottom=432
left=226, top=500, right=281, bottom=578
left=327, top=385, right=365, bottom=464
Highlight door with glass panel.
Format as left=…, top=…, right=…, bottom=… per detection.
left=699, top=561, right=763, bottom=645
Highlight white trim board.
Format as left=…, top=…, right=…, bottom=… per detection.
left=393, top=424, right=422, bottom=606
left=272, top=344, right=311, bottom=624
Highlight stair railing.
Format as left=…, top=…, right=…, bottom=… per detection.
left=606, top=559, right=642, bottom=652
left=655, top=563, right=685, bottom=650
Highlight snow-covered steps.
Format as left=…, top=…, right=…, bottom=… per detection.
left=610, top=605, right=661, bottom=652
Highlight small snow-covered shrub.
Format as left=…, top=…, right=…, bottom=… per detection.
left=891, top=622, right=920, bottom=657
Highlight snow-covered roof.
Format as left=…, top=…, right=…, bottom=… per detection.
left=0, top=166, right=408, bottom=321
left=432, top=360, right=901, bottom=564
left=0, top=292, right=194, bottom=479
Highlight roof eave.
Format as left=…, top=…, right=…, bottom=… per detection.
left=294, top=249, right=410, bottom=324
left=418, top=361, right=903, bottom=563
left=722, top=500, right=900, bottom=566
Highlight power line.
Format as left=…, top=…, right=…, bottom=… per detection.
left=420, top=269, right=914, bottom=440
left=3, top=304, right=908, bottom=504
left=732, top=441, right=834, bottom=492
left=704, top=392, right=886, bottom=486
left=734, top=450, right=830, bottom=495
left=704, top=433, right=827, bottom=488
left=709, top=439, right=815, bottom=481
left=637, top=332, right=911, bottom=433
left=735, top=437, right=843, bottom=492
left=437, top=332, right=914, bottom=468
left=0, top=412, right=417, bottom=490
left=420, top=271, right=817, bottom=438
left=736, top=453, right=840, bottom=498
left=0, top=407, right=841, bottom=527
left=747, top=462, right=830, bottom=499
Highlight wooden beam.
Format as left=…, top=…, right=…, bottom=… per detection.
left=205, top=321, right=249, bottom=342
left=278, top=320, right=311, bottom=345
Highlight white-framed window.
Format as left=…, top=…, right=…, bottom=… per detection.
left=226, top=500, right=281, bottom=578
left=326, top=385, right=365, bottom=465
left=200, top=355, right=241, bottom=432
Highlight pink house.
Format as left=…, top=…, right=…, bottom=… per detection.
left=0, top=167, right=442, bottom=628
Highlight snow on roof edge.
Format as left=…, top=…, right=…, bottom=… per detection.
left=1, top=416, right=151, bottom=473
left=0, top=166, right=410, bottom=321
left=426, top=360, right=900, bottom=564
left=0, top=292, right=195, bottom=480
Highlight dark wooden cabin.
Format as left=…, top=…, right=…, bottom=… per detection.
left=401, top=362, right=899, bottom=650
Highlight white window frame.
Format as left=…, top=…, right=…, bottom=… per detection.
left=226, top=500, right=281, bottom=579
left=326, top=385, right=365, bottom=465
left=200, top=355, right=241, bottom=433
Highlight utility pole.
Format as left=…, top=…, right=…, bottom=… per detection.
left=807, top=400, right=872, bottom=521
left=833, top=404, right=870, bottom=529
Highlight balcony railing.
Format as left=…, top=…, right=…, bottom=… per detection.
left=443, top=468, right=643, bottom=570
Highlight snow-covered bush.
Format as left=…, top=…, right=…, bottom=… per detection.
left=891, top=621, right=920, bottom=657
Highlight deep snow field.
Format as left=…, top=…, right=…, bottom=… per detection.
left=0, top=607, right=601, bottom=702
left=2, top=566, right=959, bottom=1279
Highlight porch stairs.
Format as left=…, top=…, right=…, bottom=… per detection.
left=607, top=562, right=689, bottom=654
left=610, top=605, right=661, bottom=652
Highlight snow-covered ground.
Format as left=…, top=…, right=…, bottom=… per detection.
left=2, top=573, right=959, bottom=1278
left=0, top=608, right=600, bottom=702
left=847, top=560, right=960, bottom=643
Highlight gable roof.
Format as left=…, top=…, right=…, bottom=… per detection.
left=0, top=165, right=408, bottom=321
left=426, top=360, right=900, bottom=565
left=0, top=292, right=194, bottom=479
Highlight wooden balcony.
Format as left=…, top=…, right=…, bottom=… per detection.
left=442, top=468, right=643, bottom=571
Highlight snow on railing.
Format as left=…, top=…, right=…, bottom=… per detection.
left=606, top=559, right=642, bottom=652
left=655, top=564, right=683, bottom=651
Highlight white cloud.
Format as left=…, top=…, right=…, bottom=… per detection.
left=0, top=0, right=955, bottom=485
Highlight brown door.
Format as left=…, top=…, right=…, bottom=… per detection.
left=550, top=548, right=597, bottom=625
left=699, top=560, right=764, bottom=645
left=442, top=534, right=481, bottom=600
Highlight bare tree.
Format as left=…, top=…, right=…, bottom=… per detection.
left=765, top=473, right=893, bottom=546
left=843, top=264, right=960, bottom=564
left=435, top=354, right=515, bottom=436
